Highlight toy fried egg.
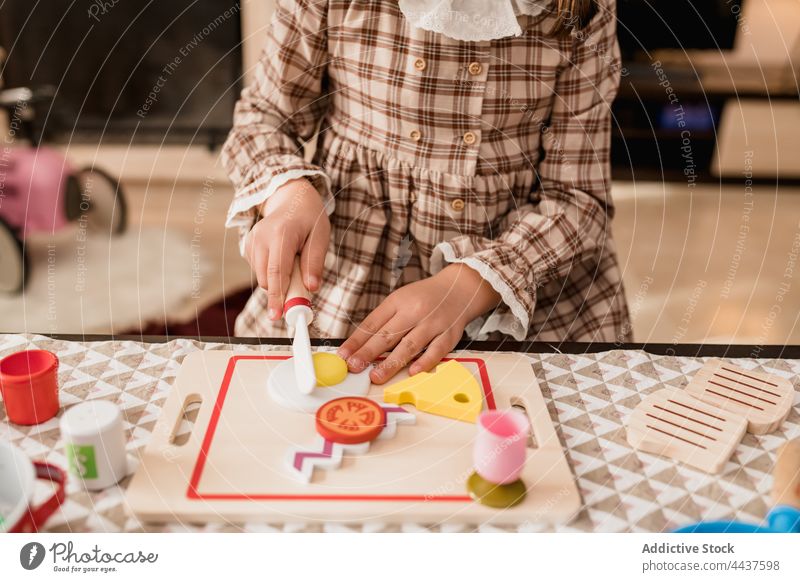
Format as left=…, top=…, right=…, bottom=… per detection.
left=267, top=352, right=371, bottom=413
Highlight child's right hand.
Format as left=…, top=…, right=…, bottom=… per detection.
left=243, top=178, right=331, bottom=320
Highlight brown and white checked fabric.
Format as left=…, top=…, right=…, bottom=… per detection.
left=1, top=334, right=797, bottom=533
left=221, top=0, right=630, bottom=342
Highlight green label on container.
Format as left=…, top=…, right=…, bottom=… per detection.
left=66, top=443, right=98, bottom=479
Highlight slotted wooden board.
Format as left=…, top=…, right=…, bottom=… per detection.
left=627, top=388, right=748, bottom=473
left=685, top=359, right=794, bottom=435
left=125, top=351, right=581, bottom=526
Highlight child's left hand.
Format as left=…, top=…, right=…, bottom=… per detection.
left=337, top=264, right=501, bottom=384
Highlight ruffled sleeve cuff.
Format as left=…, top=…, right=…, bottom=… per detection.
left=429, top=238, right=536, bottom=341
left=225, top=159, right=334, bottom=256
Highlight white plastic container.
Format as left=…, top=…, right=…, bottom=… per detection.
left=59, top=400, right=128, bottom=490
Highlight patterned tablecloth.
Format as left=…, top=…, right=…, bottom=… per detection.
left=1, top=334, right=798, bottom=533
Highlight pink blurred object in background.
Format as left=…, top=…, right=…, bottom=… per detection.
left=0, top=146, right=73, bottom=235
left=0, top=85, right=127, bottom=294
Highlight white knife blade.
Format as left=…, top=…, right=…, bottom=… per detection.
left=291, top=310, right=316, bottom=394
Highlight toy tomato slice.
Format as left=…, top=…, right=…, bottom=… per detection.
left=315, top=397, right=386, bottom=444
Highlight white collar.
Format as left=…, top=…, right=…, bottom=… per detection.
left=398, top=0, right=554, bottom=42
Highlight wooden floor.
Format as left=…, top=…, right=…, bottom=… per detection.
left=613, top=181, right=800, bottom=345
left=121, top=178, right=253, bottom=325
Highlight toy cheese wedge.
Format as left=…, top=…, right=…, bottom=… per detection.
left=383, top=360, right=483, bottom=422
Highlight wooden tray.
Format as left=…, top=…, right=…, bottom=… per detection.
left=125, top=351, right=580, bottom=526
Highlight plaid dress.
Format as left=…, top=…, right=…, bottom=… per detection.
left=222, top=0, right=631, bottom=342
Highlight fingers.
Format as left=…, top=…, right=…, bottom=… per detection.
left=300, top=218, right=330, bottom=292
left=266, top=240, right=295, bottom=320
left=338, top=302, right=396, bottom=367
left=370, top=328, right=433, bottom=384
left=244, top=229, right=270, bottom=290
left=408, top=329, right=460, bottom=375
left=345, top=315, right=411, bottom=373
left=243, top=228, right=256, bottom=268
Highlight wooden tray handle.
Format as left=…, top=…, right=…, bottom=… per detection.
left=144, top=353, right=210, bottom=457
left=773, top=439, right=800, bottom=509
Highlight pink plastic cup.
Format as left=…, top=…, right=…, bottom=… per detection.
left=473, top=409, right=530, bottom=485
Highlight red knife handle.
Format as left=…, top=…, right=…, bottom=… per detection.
left=284, top=258, right=313, bottom=327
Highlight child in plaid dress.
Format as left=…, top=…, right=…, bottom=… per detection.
left=222, top=0, right=630, bottom=383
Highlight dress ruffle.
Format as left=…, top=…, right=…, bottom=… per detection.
left=398, top=0, right=554, bottom=41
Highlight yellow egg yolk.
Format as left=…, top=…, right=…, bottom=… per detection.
left=312, top=352, right=349, bottom=387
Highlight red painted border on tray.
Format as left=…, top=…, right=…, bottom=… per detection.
left=187, top=355, right=495, bottom=502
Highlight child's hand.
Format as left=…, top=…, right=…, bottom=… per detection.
left=243, top=178, right=331, bottom=320
left=338, top=264, right=501, bottom=384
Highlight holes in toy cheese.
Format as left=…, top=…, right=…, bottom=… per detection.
left=382, top=360, right=483, bottom=423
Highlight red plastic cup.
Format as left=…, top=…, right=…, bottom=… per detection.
left=0, top=350, right=60, bottom=425
left=0, top=442, right=66, bottom=533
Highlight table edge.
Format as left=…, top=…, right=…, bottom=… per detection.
left=15, top=333, right=800, bottom=359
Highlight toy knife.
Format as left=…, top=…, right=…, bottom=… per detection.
left=284, top=258, right=316, bottom=394
left=674, top=439, right=800, bottom=533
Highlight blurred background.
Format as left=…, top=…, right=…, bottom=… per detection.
left=0, top=0, right=798, bottom=345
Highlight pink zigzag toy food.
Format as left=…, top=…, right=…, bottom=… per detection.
left=287, top=401, right=415, bottom=484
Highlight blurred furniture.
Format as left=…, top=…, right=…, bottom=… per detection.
left=613, top=0, right=800, bottom=182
